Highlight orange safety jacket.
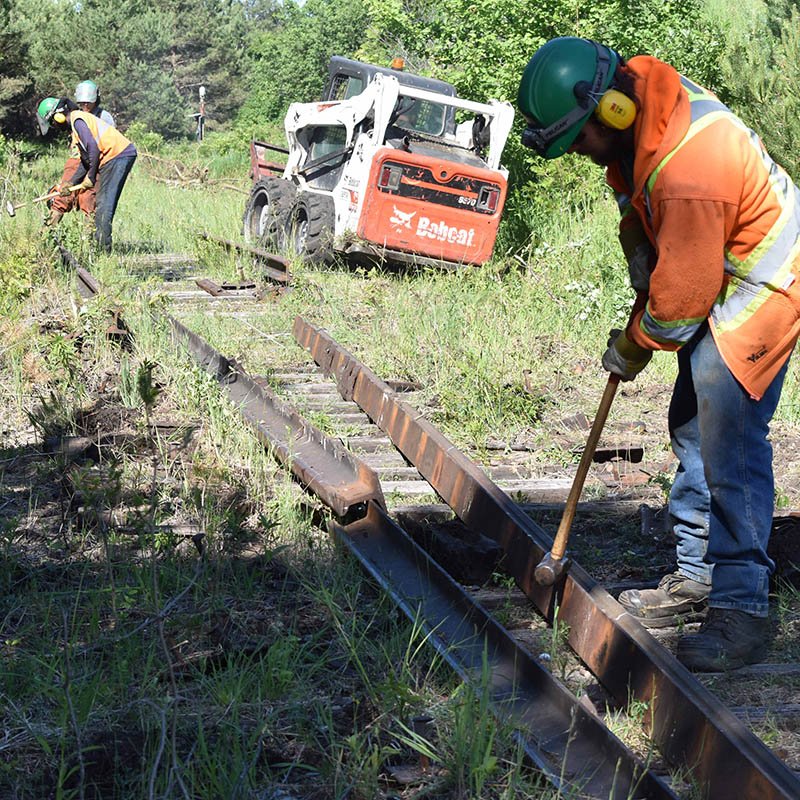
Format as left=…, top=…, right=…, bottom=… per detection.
left=606, top=56, right=800, bottom=400
left=69, top=110, right=132, bottom=168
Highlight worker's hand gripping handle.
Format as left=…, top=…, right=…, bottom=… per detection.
left=534, top=373, right=620, bottom=586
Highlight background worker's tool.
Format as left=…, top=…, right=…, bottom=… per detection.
left=5, top=185, right=81, bottom=217
left=534, top=372, right=621, bottom=586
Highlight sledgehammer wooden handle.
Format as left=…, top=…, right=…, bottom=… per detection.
left=535, top=373, right=620, bottom=586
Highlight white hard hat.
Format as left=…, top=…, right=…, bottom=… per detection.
left=75, top=80, right=99, bottom=104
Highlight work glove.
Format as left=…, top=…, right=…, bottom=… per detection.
left=58, top=183, right=74, bottom=196
left=77, top=176, right=94, bottom=191
left=602, top=328, right=652, bottom=381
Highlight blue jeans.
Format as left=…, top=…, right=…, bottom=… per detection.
left=668, top=323, right=790, bottom=617
left=95, top=153, right=136, bottom=251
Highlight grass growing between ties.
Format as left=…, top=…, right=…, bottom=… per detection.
left=0, top=267, right=561, bottom=797
left=0, top=166, right=558, bottom=796
left=2, top=139, right=800, bottom=797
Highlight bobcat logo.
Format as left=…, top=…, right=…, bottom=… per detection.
left=390, top=206, right=416, bottom=231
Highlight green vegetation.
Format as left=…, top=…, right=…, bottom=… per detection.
left=6, top=0, right=800, bottom=246
left=2, top=131, right=799, bottom=797
left=3, top=1, right=800, bottom=796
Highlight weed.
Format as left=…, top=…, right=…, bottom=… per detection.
left=25, top=390, right=76, bottom=440
left=775, top=486, right=791, bottom=509
left=548, top=603, right=572, bottom=681
left=441, top=661, right=500, bottom=796
left=649, top=471, right=674, bottom=504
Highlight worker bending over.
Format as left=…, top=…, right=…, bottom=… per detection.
left=517, top=37, right=800, bottom=671
left=47, top=80, right=116, bottom=227
left=37, top=96, right=136, bottom=251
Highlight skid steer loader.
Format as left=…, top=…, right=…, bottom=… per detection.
left=243, top=56, right=514, bottom=269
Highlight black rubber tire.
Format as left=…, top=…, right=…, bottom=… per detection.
left=242, top=177, right=296, bottom=248
left=284, top=192, right=336, bottom=265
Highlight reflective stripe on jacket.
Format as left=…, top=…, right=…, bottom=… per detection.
left=607, top=56, right=800, bottom=399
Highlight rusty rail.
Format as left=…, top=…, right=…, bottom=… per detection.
left=57, top=245, right=129, bottom=341
left=293, top=315, right=800, bottom=800
left=62, top=250, right=794, bottom=797
left=198, top=231, right=290, bottom=284
left=159, top=306, right=678, bottom=796
left=334, top=501, right=676, bottom=799
left=60, top=254, right=678, bottom=798
left=166, top=315, right=382, bottom=518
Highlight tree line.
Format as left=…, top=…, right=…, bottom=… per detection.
left=2, top=0, right=800, bottom=231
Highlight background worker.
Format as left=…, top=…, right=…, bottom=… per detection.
left=517, top=37, right=800, bottom=671
left=47, top=80, right=116, bottom=227
left=75, top=79, right=114, bottom=127
left=37, top=96, right=136, bottom=251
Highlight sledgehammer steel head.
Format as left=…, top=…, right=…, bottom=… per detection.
left=5, top=200, right=15, bottom=217
left=534, top=551, right=569, bottom=586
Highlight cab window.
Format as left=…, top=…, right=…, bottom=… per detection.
left=330, top=74, right=364, bottom=101
left=306, top=125, right=348, bottom=190
left=394, top=99, right=446, bottom=136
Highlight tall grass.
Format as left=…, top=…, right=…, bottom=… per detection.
left=1, top=135, right=799, bottom=797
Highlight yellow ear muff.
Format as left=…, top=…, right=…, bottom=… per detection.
left=594, top=89, right=636, bottom=130
left=53, top=112, right=67, bottom=124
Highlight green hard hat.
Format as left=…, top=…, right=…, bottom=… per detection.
left=36, top=97, right=62, bottom=135
left=517, top=37, right=619, bottom=159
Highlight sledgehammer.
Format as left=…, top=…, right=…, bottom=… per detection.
left=5, top=185, right=81, bottom=217
left=534, top=372, right=620, bottom=586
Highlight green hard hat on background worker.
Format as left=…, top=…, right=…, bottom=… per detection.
left=517, top=37, right=619, bottom=159
left=36, top=96, right=69, bottom=135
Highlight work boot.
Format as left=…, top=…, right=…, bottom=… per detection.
left=45, top=208, right=64, bottom=228
left=618, top=572, right=709, bottom=628
left=677, top=608, right=768, bottom=671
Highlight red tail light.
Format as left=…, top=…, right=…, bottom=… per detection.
left=477, top=186, right=500, bottom=213
left=378, top=164, right=402, bottom=191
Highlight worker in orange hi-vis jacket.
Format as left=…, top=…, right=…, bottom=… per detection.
left=518, top=37, right=800, bottom=672
left=37, top=95, right=136, bottom=251
left=47, top=80, right=117, bottom=227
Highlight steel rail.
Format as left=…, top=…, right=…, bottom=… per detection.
left=57, top=244, right=98, bottom=299
left=60, top=254, right=676, bottom=798
left=167, top=310, right=675, bottom=797
left=166, top=314, right=383, bottom=518
left=57, top=245, right=129, bottom=340
left=293, top=315, right=800, bottom=800
left=197, top=232, right=290, bottom=284
left=334, top=501, right=676, bottom=800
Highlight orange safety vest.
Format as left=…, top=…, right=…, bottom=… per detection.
left=607, top=57, right=800, bottom=400
left=69, top=110, right=132, bottom=166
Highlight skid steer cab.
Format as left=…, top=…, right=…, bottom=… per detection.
left=243, top=56, right=514, bottom=269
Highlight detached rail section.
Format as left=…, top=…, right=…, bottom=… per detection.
left=61, top=253, right=671, bottom=799
left=293, top=315, right=800, bottom=800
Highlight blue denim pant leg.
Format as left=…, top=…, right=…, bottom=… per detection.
left=668, top=346, right=712, bottom=586
left=668, top=323, right=789, bottom=616
left=94, top=153, right=136, bottom=251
